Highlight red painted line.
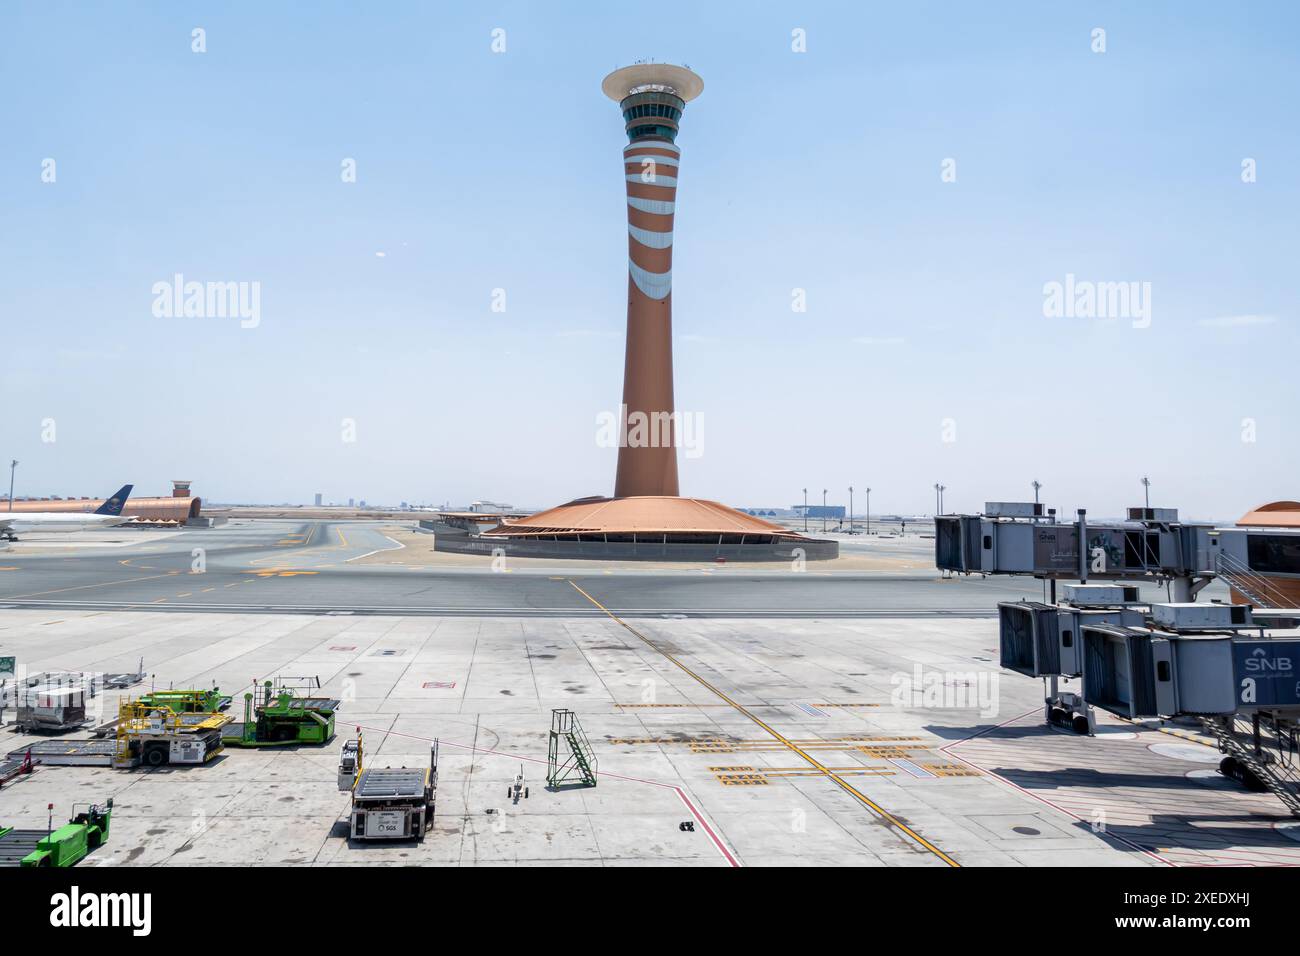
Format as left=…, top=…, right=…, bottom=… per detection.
left=939, top=708, right=1173, bottom=867
left=352, top=722, right=741, bottom=867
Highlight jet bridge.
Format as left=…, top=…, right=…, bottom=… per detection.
left=936, top=503, right=1217, bottom=597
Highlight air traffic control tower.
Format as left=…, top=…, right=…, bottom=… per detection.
left=467, top=65, right=835, bottom=561
left=602, top=63, right=702, bottom=498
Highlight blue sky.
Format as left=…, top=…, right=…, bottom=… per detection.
left=2, top=1, right=1296, bottom=518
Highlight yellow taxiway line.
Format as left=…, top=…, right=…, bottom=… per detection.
left=568, top=579, right=960, bottom=868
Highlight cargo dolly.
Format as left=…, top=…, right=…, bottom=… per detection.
left=7, top=740, right=116, bottom=768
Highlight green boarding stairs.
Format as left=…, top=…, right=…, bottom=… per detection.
left=547, top=709, right=598, bottom=788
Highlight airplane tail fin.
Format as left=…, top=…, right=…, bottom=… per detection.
left=94, top=484, right=134, bottom=516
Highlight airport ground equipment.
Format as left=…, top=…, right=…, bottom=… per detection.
left=103, top=658, right=147, bottom=689
left=338, top=732, right=439, bottom=841
left=0, top=799, right=112, bottom=867
left=113, top=699, right=231, bottom=768
left=93, top=684, right=233, bottom=736
left=222, top=679, right=338, bottom=748
left=547, top=709, right=598, bottom=788
left=135, top=685, right=230, bottom=713
left=8, top=672, right=98, bottom=733
left=7, top=739, right=117, bottom=767
left=0, top=750, right=34, bottom=787
left=509, top=765, right=529, bottom=803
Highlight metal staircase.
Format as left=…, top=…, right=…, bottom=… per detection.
left=547, top=709, right=598, bottom=788
left=1215, top=551, right=1292, bottom=609
left=1201, top=713, right=1300, bottom=816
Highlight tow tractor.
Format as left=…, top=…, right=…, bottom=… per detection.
left=338, top=732, right=438, bottom=841
left=135, top=685, right=230, bottom=714
left=0, top=799, right=112, bottom=867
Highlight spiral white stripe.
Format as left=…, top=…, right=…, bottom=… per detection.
left=629, top=260, right=672, bottom=300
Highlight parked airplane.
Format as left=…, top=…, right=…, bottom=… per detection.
left=0, top=484, right=134, bottom=540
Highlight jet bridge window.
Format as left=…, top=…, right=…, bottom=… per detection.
left=1247, top=533, right=1300, bottom=576
left=1124, top=531, right=1160, bottom=569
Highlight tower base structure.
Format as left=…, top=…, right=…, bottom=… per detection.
left=431, top=496, right=838, bottom=562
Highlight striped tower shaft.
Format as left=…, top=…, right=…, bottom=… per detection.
left=615, top=133, right=681, bottom=498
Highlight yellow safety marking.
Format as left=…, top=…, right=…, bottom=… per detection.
left=0, top=567, right=19, bottom=571
left=926, top=764, right=983, bottom=777
left=715, top=773, right=769, bottom=786
left=176, top=592, right=192, bottom=598
left=251, top=522, right=318, bottom=566
left=246, top=567, right=319, bottom=578
left=568, top=579, right=960, bottom=868
left=201, top=587, right=215, bottom=592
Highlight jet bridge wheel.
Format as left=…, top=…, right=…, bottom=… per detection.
left=1071, top=714, right=1091, bottom=735
left=1219, top=756, right=1267, bottom=793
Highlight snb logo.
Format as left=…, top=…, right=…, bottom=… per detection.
left=1244, top=648, right=1292, bottom=672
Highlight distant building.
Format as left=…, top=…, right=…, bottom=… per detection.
left=470, top=500, right=513, bottom=513
left=347, top=498, right=355, bottom=508
left=794, top=505, right=846, bottom=520
left=314, top=493, right=323, bottom=506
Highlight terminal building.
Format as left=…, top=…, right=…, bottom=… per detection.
left=1234, top=501, right=1300, bottom=605
left=0, top=480, right=202, bottom=525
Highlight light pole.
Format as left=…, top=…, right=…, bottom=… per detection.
left=865, top=487, right=871, bottom=536
left=1142, top=475, right=1151, bottom=509
left=848, top=485, right=854, bottom=534
left=822, top=489, right=827, bottom=533
left=934, top=482, right=941, bottom=517
left=1032, top=480, right=1041, bottom=505
left=802, top=488, right=807, bottom=533
left=7, top=460, right=16, bottom=512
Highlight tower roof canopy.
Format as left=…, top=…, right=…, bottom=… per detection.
left=603, top=64, right=703, bottom=103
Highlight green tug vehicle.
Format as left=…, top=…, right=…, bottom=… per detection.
left=0, top=799, right=112, bottom=868
left=222, top=679, right=339, bottom=748
left=135, top=686, right=230, bottom=714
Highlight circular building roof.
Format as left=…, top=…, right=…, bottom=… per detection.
left=602, top=63, right=703, bottom=103
left=1238, top=501, right=1300, bottom=528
